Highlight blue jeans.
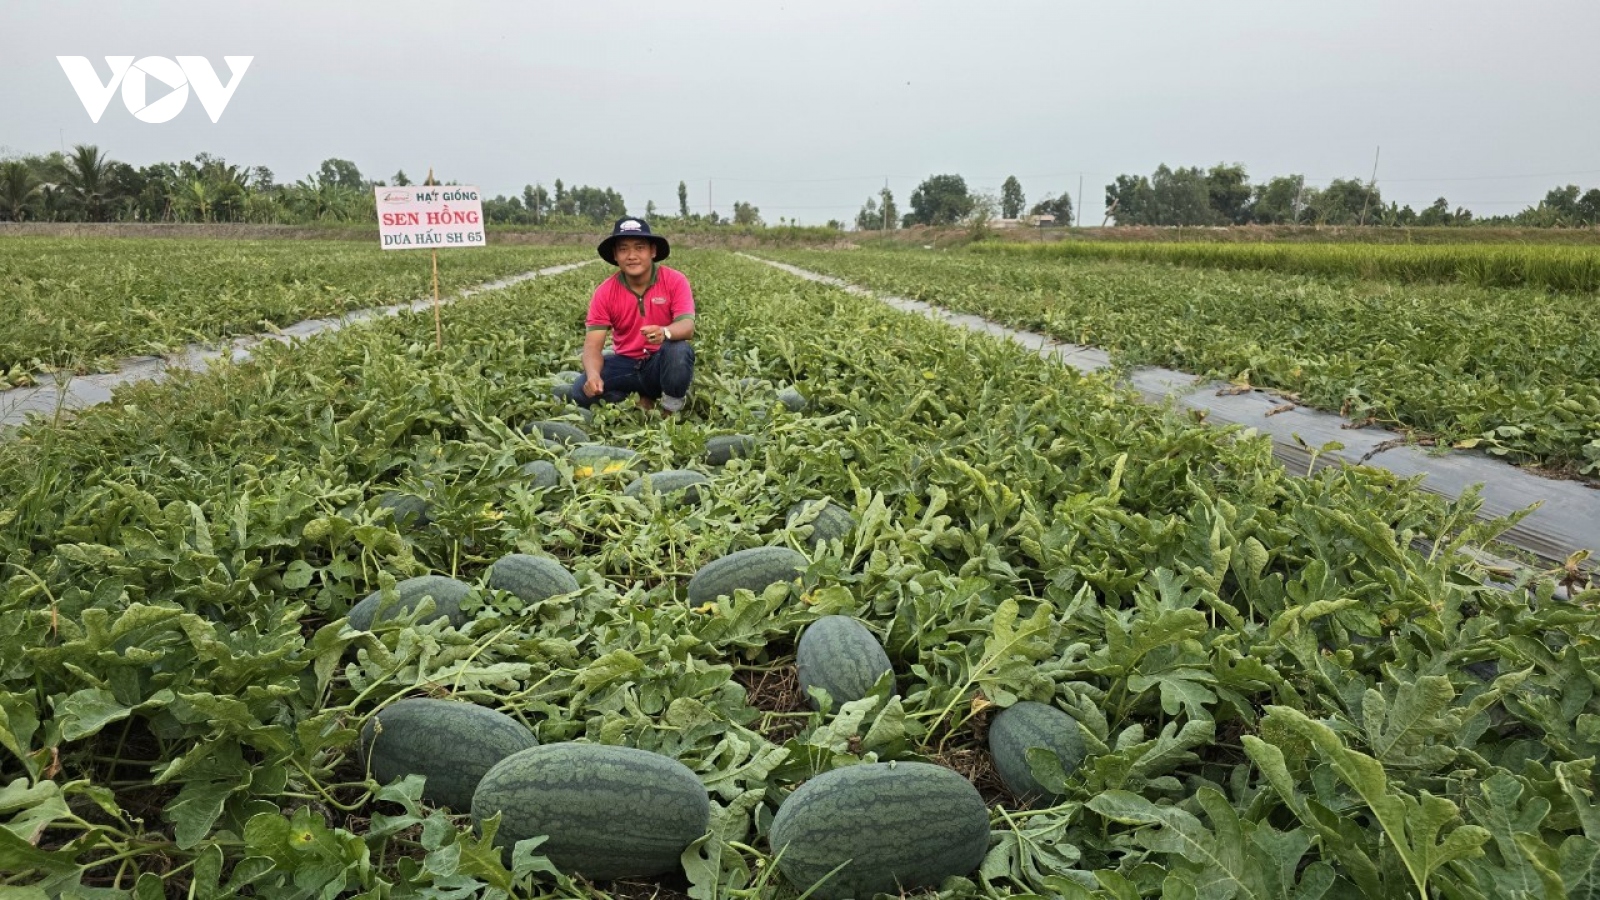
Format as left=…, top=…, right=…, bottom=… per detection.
left=568, top=341, right=695, bottom=409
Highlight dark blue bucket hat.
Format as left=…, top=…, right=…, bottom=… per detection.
left=597, top=216, right=670, bottom=265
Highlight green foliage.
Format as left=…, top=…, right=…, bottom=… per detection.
left=1107, top=164, right=1222, bottom=226
left=771, top=245, right=1600, bottom=475
left=856, top=187, right=899, bottom=231
left=1001, top=176, right=1026, bottom=220
left=906, top=173, right=975, bottom=226
left=1029, top=191, right=1074, bottom=227
left=0, top=247, right=1595, bottom=896
left=1207, top=163, right=1253, bottom=225
left=1251, top=174, right=1307, bottom=225
left=732, top=201, right=762, bottom=227
left=976, top=237, right=1600, bottom=292
left=0, top=238, right=582, bottom=380
left=1305, top=177, right=1385, bottom=226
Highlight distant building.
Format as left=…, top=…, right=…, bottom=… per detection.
left=1028, top=214, right=1058, bottom=227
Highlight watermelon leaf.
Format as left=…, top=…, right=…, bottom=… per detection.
left=981, top=805, right=1089, bottom=894
left=1264, top=705, right=1490, bottom=898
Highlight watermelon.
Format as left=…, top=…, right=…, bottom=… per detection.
left=553, top=370, right=583, bottom=384
left=569, top=444, right=638, bottom=478
left=361, top=698, right=536, bottom=811
left=704, top=434, right=756, bottom=466
left=488, top=554, right=579, bottom=603
left=777, top=386, right=808, bottom=412
left=686, top=546, right=807, bottom=605
left=524, top=420, right=590, bottom=446
left=795, top=616, right=894, bottom=710
left=987, top=701, right=1085, bottom=805
left=376, top=492, right=430, bottom=529
left=785, top=500, right=855, bottom=549
left=519, top=460, right=560, bottom=489
left=768, top=761, right=990, bottom=900
left=624, top=469, right=710, bottom=504
left=349, top=575, right=474, bottom=631
left=471, top=743, right=710, bottom=880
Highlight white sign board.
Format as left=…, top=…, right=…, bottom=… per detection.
left=375, top=185, right=486, bottom=249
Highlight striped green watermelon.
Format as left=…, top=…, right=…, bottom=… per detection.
left=487, top=554, right=579, bottom=603
left=569, top=444, right=638, bottom=478
left=795, top=616, right=894, bottom=710
left=704, top=434, right=756, bottom=466
left=524, top=420, right=590, bottom=446
left=686, top=546, right=807, bottom=605
left=777, top=386, right=808, bottom=412
left=376, top=492, right=430, bottom=529
left=624, top=469, right=710, bottom=505
left=769, top=761, right=990, bottom=900
left=471, top=743, right=710, bottom=880
left=519, top=460, right=560, bottom=489
left=361, top=698, right=536, bottom=811
left=988, top=701, right=1085, bottom=805
left=349, top=575, right=474, bottom=631
left=548, top=372, right=582, bottom=400
left=785, top=500, right=855, bottom=549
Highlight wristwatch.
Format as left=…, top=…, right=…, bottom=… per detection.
left=662, top=326, right=672, bottom=341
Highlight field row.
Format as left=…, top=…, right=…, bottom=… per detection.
left=0, top=238, right=584, bottom=382
left=768, top=247, right=1600, bottom=477
left=977, top=239, right=1600, bottom=292
left=1, top=251, right=1594, bottom=897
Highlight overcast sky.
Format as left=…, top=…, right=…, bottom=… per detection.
left=6, top=0, right=1600, bottom=225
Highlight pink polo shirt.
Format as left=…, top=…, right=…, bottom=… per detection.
left=585, top=264, right=696, bottom=359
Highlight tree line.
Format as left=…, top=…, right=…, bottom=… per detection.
left=0, top=146, right=778, bottom=229
left=855, top=175, right=1075, bottom=231
left=7, top=145, right=1599, bottom=230
left=861, top=167, right=1600, bottom=230
left=1103, top=163, right=1600, bottom=228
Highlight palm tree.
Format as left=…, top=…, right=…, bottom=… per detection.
left=170, top=179, right=213, bottom=222
left=206, top=161, right=250, bottom=221
left=243, top=189, right=281, bottom=223
left=37, top=183, right=65, bottom=221
left=288, top=174, right=354, bottom=222
left=60, top=144, right=114, bottom=221
left=0, top=161, right=40, bottom=221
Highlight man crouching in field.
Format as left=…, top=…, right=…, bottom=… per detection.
left=569, top=217, right=696, bottom=416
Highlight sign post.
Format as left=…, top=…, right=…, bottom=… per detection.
left=375, top=172, right=486, bottom=349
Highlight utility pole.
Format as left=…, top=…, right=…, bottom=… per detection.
left=882, top=177, right=888, bottom=231
left=707, top=179, right=712, bottom=219
left=1359, top=145, right=1381, bottom=226
left=1076, top=174, right=1084, bottom=228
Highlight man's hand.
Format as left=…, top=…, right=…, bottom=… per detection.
left=642, top=325, right=667, bottom=346
left=584, top=375, right=605, bottom=397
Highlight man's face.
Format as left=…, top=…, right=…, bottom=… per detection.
left=613, top=237, right=656, bottom=278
